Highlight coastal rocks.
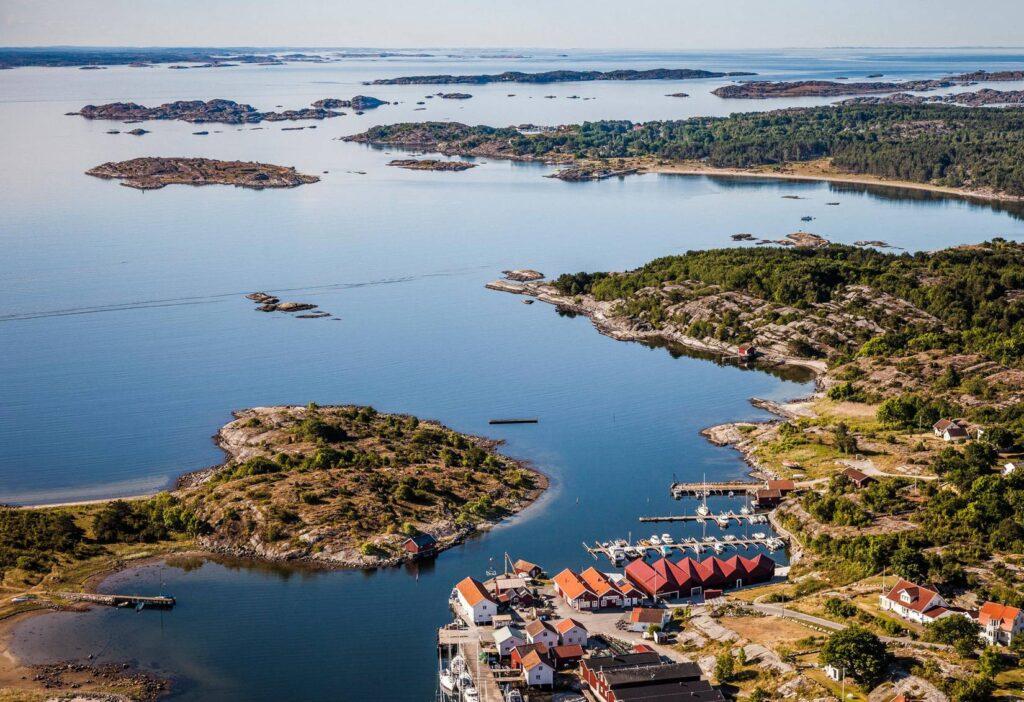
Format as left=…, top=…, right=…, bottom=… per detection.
left=731, top=233, right=756, bottom=241
left=86, top=157, right=320, bottom=190
left=785, top=232, right=829, bottom=248
left=77, top=98, right=347, bottom=124
left=247, top=292, right=334, bottom=318
left=712, top=79, right=954, bottom=98
left=953, top=70, right=1024, bottom=81
left=840, top=88, right=1024, bottom=107
left=439, top=92, right=473, bottom=99
left=30, top=661, right=170, bottom=701
left=548, top=165, right=639, bottom=181
left=367, top=68, right=757, bottom=85
left=386, top=159, right=476, bottom=171
left=666, top=92, right=690, bottom=97
left=126, top=127, right=149, bottom=135
left=503, top=269, right=545, bottom=282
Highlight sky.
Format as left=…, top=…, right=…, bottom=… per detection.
left=2, top=0, right=1024, bottom=49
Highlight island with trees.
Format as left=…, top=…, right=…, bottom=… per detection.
left=366, top=67, right=756, bottom=85
left=346, top=103, right=1024, bottom=198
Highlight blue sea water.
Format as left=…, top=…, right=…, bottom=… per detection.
left=3, top=48, right=1024, bottom=700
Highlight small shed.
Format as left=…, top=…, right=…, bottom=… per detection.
left=402, top=533, right=437, bottom=558
left=842, top=467, right=876, bottom=489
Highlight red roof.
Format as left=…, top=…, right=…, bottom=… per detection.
left=514, top=559, right=540, bottom=574
left=552, top=644, right=585, bottom=660
left=626, top=556, right=775, bottom=597
left=455, top=577, right=495, bottom=607
left=525, top=620, right=556, bottom=638
left=630, top=607, right=667, bottom=624
left=580, top=567, right=621, bottom=598
left=696, top=557, right=726, bottom=588
left=884, top=578, right=941, bottom=614
left=521, top=650, right=550, bottom=671
left=554, top=618, right=586, bottom=635
left=766, top=479, right=795, bottom=492
left=980, top=601, right=1022, bottom=632
left=553, top=568, right=597, bottom=601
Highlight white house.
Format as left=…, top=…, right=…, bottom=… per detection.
left=554, top=618, right=589, bottom=647
left=625, top=607, right=672, bottom=633
left=453, top=576, right=497, bottom=625
left=933, top=418, right=968, bottom=443
left=524, top=620, right=560, bottom=648
left=493, top=626, right=526, bottom=657
left=979, top=602, right=1024, bottom=646
left=521, top=650, right=554, bottom=687
left=1004, top=462, right=1021, bottom=477
left=879, top=579, right=956, bottom=625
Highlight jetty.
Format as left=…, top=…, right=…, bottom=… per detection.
left=638, top=512, right=768, bottom=524
left=437, top=625, right=505, bottom=702
left=61, top=592, right=175, bottom=609
left=487, top=418, right=538, bottom=425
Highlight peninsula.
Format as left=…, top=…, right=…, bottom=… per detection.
left=75, top=96, right=386, bottom=124
left=345, top=103, right=1024, bottom=198
left=367, top=68, right=756, bottom=85
left=86, top=157, right=320, bottom=189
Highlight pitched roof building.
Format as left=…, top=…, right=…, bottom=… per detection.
left=879, top=578, right=957, bottom=625
left=453, top=576, right=497, bottom=624
left=979, top=601, right=1024, bottom=646
left=624, top=555, right=775, bottom=600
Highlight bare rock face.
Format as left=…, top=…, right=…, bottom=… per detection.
left=311, top=95, right=388, bottom=110
left=439, top=92, right=473, bottom=99
left=503, top=269, right=544, bottom=281
left=85, top=157, right=320, bottom=190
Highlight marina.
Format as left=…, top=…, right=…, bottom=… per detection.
left=583, top=534, right=787, bottom=564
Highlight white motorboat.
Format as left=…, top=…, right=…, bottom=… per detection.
left=660, top=545, right=673, bottom=556
left=715, top=515, right=730, bottom=528
left=505, top=689, right=524, bottom=702
left=740, top=504, right=751, bottom=515
left=650, top=535, right=662, bottom=545
left=450, top=655, right=466, bottom=675
left=463, top=685, right=480, bottom=702
left=662, top=533, right=674, bottom=544
left=713, top=542, right=725, bottom=554
left=753, top=532, right=766, bottom=539
left=696, top=502, right=710, bottom=517
left=723, top=534, right=737, bottom=542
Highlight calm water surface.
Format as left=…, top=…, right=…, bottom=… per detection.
left=4, top=49, right=1024, bottom=701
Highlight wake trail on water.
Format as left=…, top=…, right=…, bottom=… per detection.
left=0, top=266, right=491, bottom=323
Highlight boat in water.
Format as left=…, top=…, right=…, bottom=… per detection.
left=662, top=533, right=674, bottom=544
left=439, top=669, right=458, bottom=695
left=505, top=688, right=523, bottom=702
left=650, top=535, right=662, bottom=545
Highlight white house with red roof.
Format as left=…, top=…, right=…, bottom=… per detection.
left=554, top=618, right=589, bottom=647
left=879, top=579, right=956, bottom=625
left=524, top=620, right=560, bottom=648
left=521, top=649, right=554, bottom=687
left=453, top=576, right=497, bottom=624
left=979, top=601, right=1024, bottom=646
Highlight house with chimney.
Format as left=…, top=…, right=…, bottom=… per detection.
left=879, top=579, right=958, bottom=625
left=979, top=601, right=1024, bottom=646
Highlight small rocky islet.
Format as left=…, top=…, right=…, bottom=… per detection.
left=366, top=67, right=756, bottom=85
left=85, top=157, right=320, bottom=190
left=246, top=292, right=333, bottom=318
left=711, top=78, right=955, bottom=98
left=386, top=159, right=476, bottom=171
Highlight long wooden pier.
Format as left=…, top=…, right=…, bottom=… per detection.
left=670, top=480, right=762, bottom=498
left=63, top=593, right=175, bottom=609
left=639, top=513, right=768, bottom=524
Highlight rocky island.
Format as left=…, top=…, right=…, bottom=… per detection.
left=75, top=96, right=387, bottom=124
left=711, top=78, right=954, bottom=98
left=86, top=157, right=320, bottom=190
left=387, top=159, right=477, bottom=171
left=367, top=68, right=756, bottom=85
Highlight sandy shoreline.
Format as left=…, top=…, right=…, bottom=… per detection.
left=650, top=160, right=1024, bottom=204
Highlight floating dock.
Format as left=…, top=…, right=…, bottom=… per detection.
left=638, top=512, right=768, bottom=524
left=488, top=418, right=538, bottom=425
left=583, top=535, right=787, bottom=564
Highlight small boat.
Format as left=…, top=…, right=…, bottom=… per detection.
left=463, top=685, right=480, bottom=702
left=723, top=534, right=737, bottom=542
left=450, top=655, right=467, bottom=675
left=695, top=516, right=706, bottom=525
left=650, top=535, right=662, bottom=546
left=713, top=542, right=725, bottom=554
left=440, top=669, right=458, bottom=694
left=662, top=533, right=674, bottom=544
left=693, top=543, right=704, bottom=554
left=753, top=532, right=766, bottom=539
left=715, top=515, right=730, bottom=528
left=660, top=545, right=673, bottom=556
left=459, top=670, right=473, bottom=691
left=505, top=689, right=523, bottom=702
left=740, top=504, right=751, bottom=515
left=696, top=502, right=710, bottom=517
left=728, top=490, right=735, bottom=497
left=611, top=548, right=626, bottom=565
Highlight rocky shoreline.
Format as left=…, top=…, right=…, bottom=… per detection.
left=387, top=158, right=476, bottom=171
left=86, top=157, right=320, bottom=190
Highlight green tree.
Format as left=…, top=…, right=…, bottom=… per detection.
left=714, top=652, right=735, bottom=683
left=948, top=675, right=995, bottom=702
left=924, top=616, right=980, bottom=657
left=819, top=627, right=888, bottom=687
